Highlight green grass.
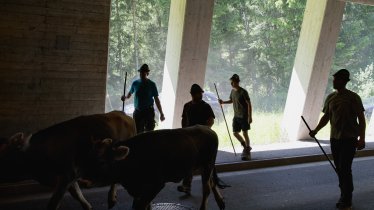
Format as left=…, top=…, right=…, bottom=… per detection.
left=212, top=112, right=283, bottom=148
left=156, top=110, right=370, bottom=150
left=212, top=112, right=335, bottom=149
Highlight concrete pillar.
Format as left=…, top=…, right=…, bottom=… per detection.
left=282, top=0, right=346, bottom=140
left=368, top=112, right=374, bottom=137
left=161, top=0, right=214, bottom=128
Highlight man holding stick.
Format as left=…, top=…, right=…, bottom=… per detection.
left=309, top=69, right=366, bottom=209
left=121, top=64, right=165, bottom=133
left=219, top=74, right=252, bottom=161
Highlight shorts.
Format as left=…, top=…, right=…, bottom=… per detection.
left=232, top=117, right=250, bottom=132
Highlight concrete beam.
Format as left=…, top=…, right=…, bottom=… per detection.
left=369, top=111, right=374, bottom=137
left=161, top=0, right=214, bottom=128
left=282, top=0, right=346, bottom=140
left=339, top=0, right=374, bottom=6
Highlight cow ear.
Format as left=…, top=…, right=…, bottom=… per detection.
left=9, top=132, right=31, bottom=150
left=113, top=146, right=129, bottom=161
left=9, top=132, right=23, bottom=143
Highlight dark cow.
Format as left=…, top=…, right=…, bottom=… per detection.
left=103, top=125, right=226, bottom=210
left=0, top=111, right=136, bottom=210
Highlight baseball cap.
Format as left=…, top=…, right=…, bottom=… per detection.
left=190, top=84, right=204, bottom=94
left=230, top=74, right=240, bottom=82
left=333, top=69, right=350, bottom=81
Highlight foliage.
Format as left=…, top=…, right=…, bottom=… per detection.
left=330, top=3, right=374, bottom=100
left=107, top=0, right=170, bottom=111
left=106, top=0, right=374, bottom=114
left=206, top=0, right=306, bottom=111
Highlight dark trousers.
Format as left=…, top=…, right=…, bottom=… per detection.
left=133, top=107, right=155, bottom=134
left=330, top=138, right=356, bottom=203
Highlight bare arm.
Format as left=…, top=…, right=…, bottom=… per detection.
left=154, top=96, right=165, bottom=121
left=206, top=117, right=214, bottom=128
left=121, top=92, right=132, bottom=101
left=356, top=111, right=366, bottom=150
left=310, top=113, right=329, bottom=137
left=246, top=99, right=252, bottom=124
left=219, top=99, right=233, bottom=104
left=181, top=117, right=188, bottom=128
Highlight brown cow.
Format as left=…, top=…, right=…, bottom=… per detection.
left=0, top=111, right=136, bottom=210
left=102, top=125, right=225, bottom=210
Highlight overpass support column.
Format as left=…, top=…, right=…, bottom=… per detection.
left=161, top=0, right=214, bottom=128
left=282, top=0, right=345, bottom=140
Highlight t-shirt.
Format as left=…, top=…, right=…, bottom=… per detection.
left=182, top=100, right=215, bottom=126
left=323, top=89, right=365, bottom=139
left=129, top=79, right=159, bottom=110
left=230, top=87, right=250, bottom=118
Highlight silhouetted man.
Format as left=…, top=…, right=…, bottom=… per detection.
left=177, top=84, right=229, bottom=195
left=310, top=69, right=366, bottom=209
left=219, top=74, right=252, bottom=161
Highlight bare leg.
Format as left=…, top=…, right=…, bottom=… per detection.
left=233, top=132, right=246, bottom=147
left=242, top=130, right=251, bottom=149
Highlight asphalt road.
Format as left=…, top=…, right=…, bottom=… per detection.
left=1, top=156, right=374, bottom=210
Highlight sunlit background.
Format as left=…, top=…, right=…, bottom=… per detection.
left=106, top=0, right=373, bottom=155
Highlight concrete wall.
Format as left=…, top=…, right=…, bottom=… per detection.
left=0, top=0, right=111, bottom=136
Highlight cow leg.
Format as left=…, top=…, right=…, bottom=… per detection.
left=210, top=178, right=225, bottom=210
left=68, top=181, right=93, bottom=210
left=132, top=184, right=164, bottom=210
left=47, top=176, right=72, bottom=210
left=199, top=169, right=212, bottom=210
left=108, top=184, right=118, bottom=209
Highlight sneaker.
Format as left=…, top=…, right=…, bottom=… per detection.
left=241, top=146, right=252, bottom=161
left=245, top=146, right=252, bottom=153
left=336, top=200, right=352, bottom=210
left=177, top=185, right=191, bottom=195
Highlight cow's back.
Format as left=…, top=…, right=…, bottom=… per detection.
left=23, top=111, right=136, bottom=183
left=117, top=125, right=218, bottom=189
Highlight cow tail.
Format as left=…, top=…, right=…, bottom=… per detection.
left=212, top=167, right=231, bottom=189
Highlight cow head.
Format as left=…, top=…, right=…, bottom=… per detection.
left=0, top=132, right=31, bottom=158
left=79, top=138, right=130, bottom=184
left=0, top=132, right=32, bottom=182
left=94, top=138, right=130, bottom=161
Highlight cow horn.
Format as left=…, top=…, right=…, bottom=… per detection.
left=102, top=138, right=113, bottom=145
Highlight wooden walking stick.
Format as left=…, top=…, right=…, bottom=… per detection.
left=301, top=116, right=338, bottom=174
left=214, top=83, right=237, bottom=156
left=122, top=72, right=128, bottom=112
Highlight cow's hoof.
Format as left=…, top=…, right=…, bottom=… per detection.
left=218, top=199, right=225, bottom=210
left=177, top=185, right=191, bottom=195
left=108, top=197, right=117, bottom=209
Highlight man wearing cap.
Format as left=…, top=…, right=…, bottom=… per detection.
left=121, top=64, right=165, bottom=133
left=219, top=74, right=252, bottom=161
left=177, top=83, right=229, bottom=195
left=310, top=69, right=366, bottom=209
